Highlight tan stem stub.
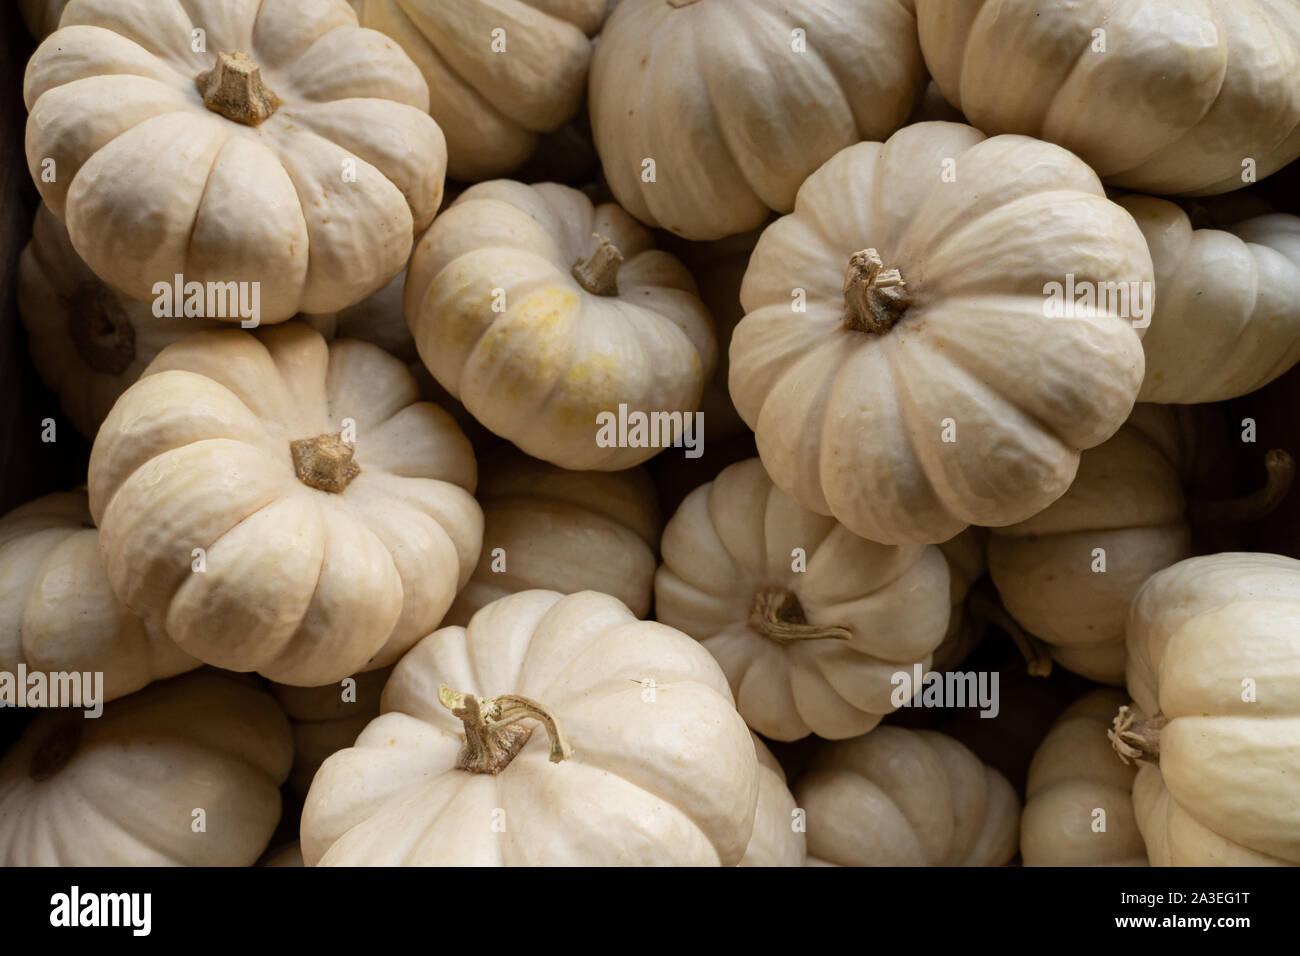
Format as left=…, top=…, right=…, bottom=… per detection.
left=967, top=580, right=1053, bottom=677
left=748, top=587, right=851, bottom=645
left=843, top=248, right=910, bottom=334
left=29, top=722, right=83, bottom=782
left=291, top=433, right=360, bottom=493
left=1109, top=705, right=1167, bottom=765
left=439, top=685, right=571, bottom=775
left=196, top=51, right=280, bottom=126
left=66, top=283, right=135, bottom=375
left=1189, top=448, right=1295, bottom=525
left=572, top=234, right=624, bottom=297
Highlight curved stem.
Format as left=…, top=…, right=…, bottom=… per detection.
left=1188, top=448, right=1294, bottom=525
left=842, top=248, right=910, bottom=334
left=966, top=579, right=1053, bottom=677
left=290, top=433, right=360, bottom=493
left=1109, top=704, right=1166, bottom=765
left=572, top=234, right=623, bottom=296
left=439, top=685, right=571, bottom=774
left=196, top=51, right=280, bottom=126
left=748, top=587, right=851, bottom=645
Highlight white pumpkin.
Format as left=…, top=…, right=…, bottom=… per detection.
left=0, top=490, right=198, bottom=705
left=1120, top=196, right=1300, bottom=403
left=741, top=734, right=805, bottom=867
left=795, top=727, right=1020, bottom=866
left=931, top=528, right=988, bottom=672
left=445, top=451, right=660, bottom=625
left=301, top=590, right=758, bottom=866
left=271, top=667, right=391, bottom=798
left=0, top=670, right=292, bottom=865
left=19, top=0, right=68, bottom=38
left=729, top=122, right=1151, bottom=545
left=589, top=0, right=926, bottom=240
left=352, top=0, right=603, bottom=181
left=1022, top=689, right=1145, bottom=867
left=654, top=457, right=950, bottom=741
left=917, top=0, right=1300, bottom=196
left=87, top=323, right=483, bottom=687
left=404, top=180, right=716, bottom=470
left=24, top=0, right=446, bottom=321
left=1114, top=553, right=1300, bottom=866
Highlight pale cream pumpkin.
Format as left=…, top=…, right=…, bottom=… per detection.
left=654, top=458, right=950, bottom=741
left=301, top=589, right=758, bottom=866
left=445, top=451, right=660, bottom=626
left=0, top=490, right=198, bottom=705
left=1022, top=689, right=1145, bottom=867
left=87, top=323, right=483, bottom=687
left=741, top=733, right=805, bottom=867
left=19, top=0, right=68, bottom=38
left=917, top=0, right=1300, bottom=196
left=18, top=203, right=228, bottom=438
left=352, top=0, right=603, bottom=181
left=796, top=727, right=1019, bottom=866
left=271, top=667, right=392, bottom=798
left=931, top=528, right=988, bottom=672
left=1113, top=553, right=1300, bottom=866
left=730, top=123, right=1151, bottom=545
left=24, top=0, right=446, bottom=322
left=0, top=670, right=292, bottom=865
left=1120, top=196, right=1300, bottom=403
left=404, top=180, right=715, bottom=470
left=590, top=0, right=926, bottom=240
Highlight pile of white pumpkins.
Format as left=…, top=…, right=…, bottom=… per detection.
left=1, top=0, right=1299, bottom=868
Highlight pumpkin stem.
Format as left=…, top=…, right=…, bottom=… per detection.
left=1108, top=705, right=1166, bottom=765
left=29, top=722, right=83, bottom=782
left=748, top=587, right=852, bottom=645
left=843, top=248, right=910, bottom=334
left=438, top=684, right=571, bottom=775
left=1188, top=448, right=1294, bottom=525
left=966, top=580, right=1053, bottom=677
left=196, top=52, right=281, bottom=126
left=290, top=433, right=360, bottom=493
left=66, top=283, right=136, bottom=375
left=572, top=234, right=624, bottom=296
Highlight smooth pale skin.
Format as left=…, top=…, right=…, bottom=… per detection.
left=301, top=590, right=759, bottom=866
left=0, top=490, right=198, bottom=704
left=730, top=122, right=1151, bottom=545
left=590, top=0, right=925, bottom=240
left=917, top=0, right=1300, bottom=196
left=989, top=405, right=1193, bottom=684
left=87, top=323, right=483, bottom=686
left=1125, top=553, right=1300, bottom=866
left=444, top=450, right=661, bottom=625
left=1021, top=689, right=1146, bottom=866
left=795, top=727, right=1020, bottom=866
left=931, top=527, right=987, bottom=672
left=404, top=180, right=716, bottom=470
left=741, top=734, right=805, bottom=867
left=271, top=667, right=392, bottom=798
left=24, top=0, right=446, bottom=321
left=654, top=458, right=951, bottom=741
left=1121, top=196, right=1300, bottom=403
left=0, top=670, right=292, bottom=865
left=354, top=0, right=603, bottom=181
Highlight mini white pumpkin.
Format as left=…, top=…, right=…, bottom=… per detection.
left=404, top=180, right=716, bottom=470
left=445, top=451, right=660, bottom=625
left=741, top=734, right=805, bottom=867
left=1113, top=553, right=1300, bottom=866
left=729, top=122, right=1151, bottom=545
left=0, top=670, right=292, bottom=865
left=301, top=590, right=758, bottom=866
left=0, top=490, right=198, bottom=705
left=654, top=458, right=950, bottom=741
left=24, top=0, right=447, bottom=321
left=87, top=323, right=483, bottom=687
left=917, top=0, right=1300, bottom=196
left=352, top=0, right=603, bottom=181
left=795, top=726, right=1020, bottom=866
left=1120, top=196, right=1300, bottom=403
left=590, top=0, right=926, bottom=240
